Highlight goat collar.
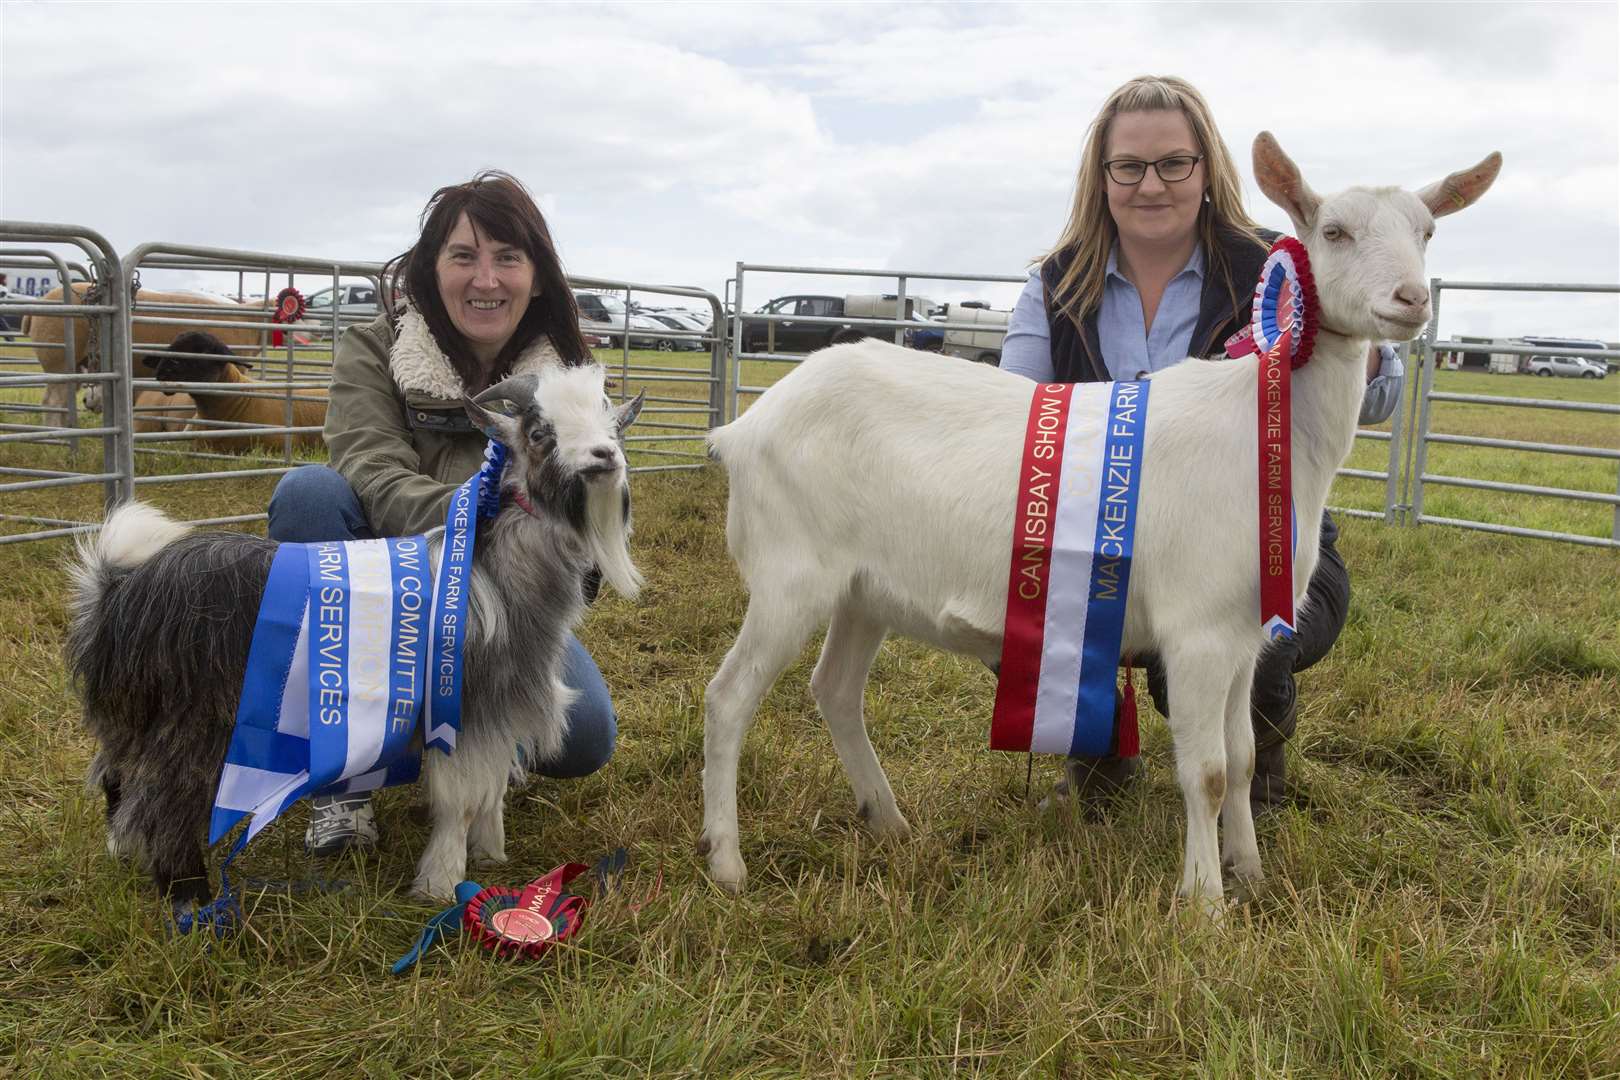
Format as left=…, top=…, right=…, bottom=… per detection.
left=508, top=486, right=542, bottom=520
left=391, top=305, right=563, bottom=401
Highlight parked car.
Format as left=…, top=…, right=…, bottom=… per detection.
left=904, top=316, right=945, bottom=352
left=647, top=311, right=709, bottom=351
left=303, top=282, right=382, bottom=319
left=573, top=290, right=667, bottom=349
left=741, top=293, right=939, bottom=354
left=660, top=308, right=715, bottom=333
left=1522, top=336, right=1609, bottom=378
left=741, top=294, right=849, bottom=354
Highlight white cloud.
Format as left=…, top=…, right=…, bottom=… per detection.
left=2, top=0, right=1615, bottom=341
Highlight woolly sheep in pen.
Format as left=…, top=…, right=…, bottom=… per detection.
left=67, top=363, right=644, bottom=909
left=149, top=330, right=328, bottom=452
left=132, top=388, right=199, bottom=435
left=699, top=132, right=1502, bottom=912
left=22, top=285, right=274, bottom=415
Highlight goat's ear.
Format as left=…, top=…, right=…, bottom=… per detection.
left=1253, top=131, right=1320, bottom=229
left=1417, top=151, right=1503, bottom=219
left=615, top=389, right=645, bottom=432
left=461, top=395, right=521, bottom=444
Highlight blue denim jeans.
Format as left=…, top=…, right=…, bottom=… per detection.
left=268, top=465, right=617, bottom=779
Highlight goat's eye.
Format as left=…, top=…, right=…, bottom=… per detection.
left=1322, top=224, right=1349, bottom=242
left=528, top=427, right=546, bottom=445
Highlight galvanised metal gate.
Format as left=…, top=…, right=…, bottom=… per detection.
left=728, top=261, right=1026, bottom=421
left=728, top=261, right=1421, bottom=534
left=0, top=224, right=726, bottom=543
left=731, top=265, right=1618, bottom=549
left=0, top=222, right=132, bottom=543
left=571, top=274, right=727, bottom=474
left=1399, top=279, right=1619, bottom=549
left=0, top=249, right=92, bottom=435
left=2, top=222, right=1614, bottom=551
left=115, top=242, right=385, bottom=531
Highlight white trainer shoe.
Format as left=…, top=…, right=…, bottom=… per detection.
left=304, top=794, right=379, bottom=856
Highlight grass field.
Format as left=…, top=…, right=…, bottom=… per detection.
left=1, top=346, right=1618, bottom=1076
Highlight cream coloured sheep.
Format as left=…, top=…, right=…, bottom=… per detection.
left=132, top=390, right=199, bottom=435
left=149, top=331, right=327, bottom=453
left=22, top=284, right=274, bottom=415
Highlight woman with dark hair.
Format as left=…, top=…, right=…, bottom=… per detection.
left=267, top=171, right=615, bottom=855
left=1000, top=76, right=1404, bottom=814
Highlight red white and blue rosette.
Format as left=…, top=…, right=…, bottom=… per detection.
left=1226, top=236, right=1318, bottom=369
left=1252, top=236, right=1317, bottom=369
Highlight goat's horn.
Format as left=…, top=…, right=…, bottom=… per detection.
left=472, top=373, right=540, bottom=409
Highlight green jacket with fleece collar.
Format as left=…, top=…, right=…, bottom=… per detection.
left=322, top=307, right=564, bottom=537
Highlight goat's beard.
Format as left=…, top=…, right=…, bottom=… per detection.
left=582, top=475, right=642, bottom=601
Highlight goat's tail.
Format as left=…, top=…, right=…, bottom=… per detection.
left=69, top=502, right=192, bottom=617
left=705, top=410, right=763, bottom=470
left=705, top=422, right=733, bottom=467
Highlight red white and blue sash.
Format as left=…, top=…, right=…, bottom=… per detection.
left=1225, top=237, right=1319, bottom=641
left=991, top=380, right=1149, bottom=757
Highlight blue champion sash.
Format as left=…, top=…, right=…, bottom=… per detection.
left=424, top=477, right=477, bottom=755
left=208, top=442, right=508, bottom=852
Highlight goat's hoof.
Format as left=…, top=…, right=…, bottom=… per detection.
left=410, top=874, right=459, bottom=904
left=705, top=849, right=747, bottom=894
left=1224, top=854, right=1263, bottom=884
left=1229, top=872, right=1267, bottom=905
left=867, top=811, right=912, bottom=842
left=1175, top=891, right=1229, bottom=925
left=469, top=850, right=508, bottom=868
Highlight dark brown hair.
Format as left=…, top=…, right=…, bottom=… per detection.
left=382, top=170, right=591, bottom=393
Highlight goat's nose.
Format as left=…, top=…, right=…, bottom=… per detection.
left=1393, top=283, right=1430, bottom=310
left=590, top=444, right=618, bottom=463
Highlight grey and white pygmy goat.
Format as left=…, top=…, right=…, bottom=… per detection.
left=66, top=363, right=643, bottom=907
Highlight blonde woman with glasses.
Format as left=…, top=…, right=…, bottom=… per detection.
left=1000, top=76, right=1404, bottom=814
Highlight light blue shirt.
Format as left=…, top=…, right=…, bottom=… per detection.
left=998, top=245, right=1405, bottom=425
left=1002, top=243, right=1204, bottom=382
left=1105, top=243, right=1206, bottom=380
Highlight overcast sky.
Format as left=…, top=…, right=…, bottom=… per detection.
left=4, top=1, right=1617, bottom=340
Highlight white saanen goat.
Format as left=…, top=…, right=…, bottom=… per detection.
left=700, top=133, right=1501, bottom=908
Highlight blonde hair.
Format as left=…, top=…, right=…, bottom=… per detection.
left=1045, top=75, right=1264, bottom=325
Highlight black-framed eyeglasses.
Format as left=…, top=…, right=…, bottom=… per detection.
left=1103, top=154, right=1204, bottom=185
